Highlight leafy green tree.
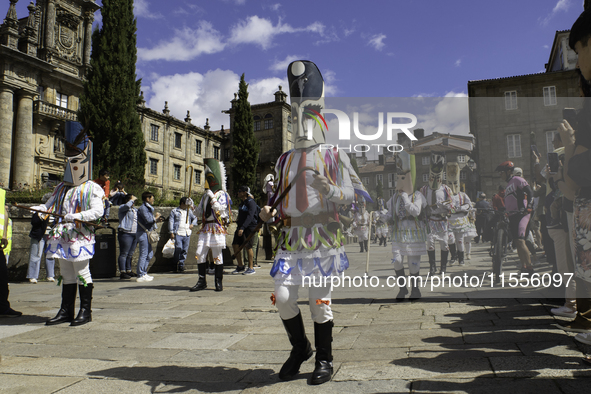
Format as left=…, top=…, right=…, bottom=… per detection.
left=78, top=0, right=145, bottom=184
left=232, top=74, right=259, bottom=192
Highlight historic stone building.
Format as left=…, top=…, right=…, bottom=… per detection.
left=223, top=86, right=292, bottom=193
left=468, top=30, right=582, bottom=198
left=0, top=0, right=99, bottom=189
left=0, top=0, right=226, bottom=199
left=138, top=99, right=226, bottom=200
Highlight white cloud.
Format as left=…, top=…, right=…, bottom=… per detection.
left=228, top=16, right=326, bottom=49
left=137, top=22, right=225, bottom=61
left=145, top=70, right=287, bottom=130
left=540, top=0, right=571, bottom=26
left=134, top=0, right=163, bottom=19
left=417, top=92, right=470, bottom=136
left=455, top=59, right=462, bottom=67
left=343, top=27, right=355, bottom=37
left=270, top=4, right=281, bottom=11
left=270, top=55, right=304, bottom=72
left=368, top=34, right=386, bottom=51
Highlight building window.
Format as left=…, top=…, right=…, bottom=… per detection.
left=264, top=114, right=274, bottom=129
left=53, top=136, right=65, bottom=153
left=194, top=170, right=201, bottom=184
left=389, top=189, right=395, bottom=197
left=422, top=156, right=430, bottom=166
left=546, top=130, right=559, bottom=153
left=173, top=164, right=181, bottom=180
left=507, top=134, right=522, bottom=158
left=149, top=158, right=158, bottom=175
left=213, top=146, right=220, bottom=160
left=224, top=148, right=230, bottom=161
left=460, top=172, right=467, bottom=181
left=505, top=91, right=517, bottom=110
left=362, top=177, right=370, bottom=185
left=376, top=174, right=383, bottom=185
left=457, top=155, right=466, bottom=163
left=254, top=115, right=261, bottom=131
left=37, top=85, right=44, bottom=100
left=287, top=116, right=292, bottom=132
left=150, top=125, right=159, bottom=141
left=174, top=133, right=182, bottom=149
left=543, top=86, right=557, bottom=106
left=56, top=92, right=68, bottom=108
left=196, top=140, right=202, bottom=155
left=388, top=173, right=395, bottom=188
left=422, top=173, right=429, bottom=182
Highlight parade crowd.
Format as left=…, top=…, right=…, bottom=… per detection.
left=2, top=9, right=591, bottom=383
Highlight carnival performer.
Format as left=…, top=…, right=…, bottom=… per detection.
left=190, top=158, right=231, bottom=292
left=387, top=151, right=428, bottom=300
left=420, top=154, right=453, bottom=275
left=352, top=199, right=370, bottom=252
left=446, top=162, right=473, bottom=267
left=32, top=122, right=104, bottom=326
left=259, top=60, right=370, bottom=385
left=373, top=198, right=389, bottom=247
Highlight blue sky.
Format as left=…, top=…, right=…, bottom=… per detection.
left=12, top=0, right=587, bottom=131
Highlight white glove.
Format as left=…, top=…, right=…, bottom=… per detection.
left=64, top=213, right=77, bottom=222
left=206, top=189, right=215, bottom=199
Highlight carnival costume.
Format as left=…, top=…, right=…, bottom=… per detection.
left=264, top=60, right=369, bottom=385
left=33, top=122, right=103, bottom=326
left=420, top=154, right=453, bottom=275
left=373, top=209, right=389, bottom=247
left=387, top=151, right=428, bottom=300
left=446, top=162, right=473, bottom=266
left=191, top=159, right=231, bottom=292
left=352, top=201, right=370, bottom=252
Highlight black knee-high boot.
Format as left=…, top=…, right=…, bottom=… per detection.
left=359, top=242, right=364, bottom=253
left=440, top=250, right=449, bottom=274
left=458, top=251, right=465, bottom=266
left=428, top=251, right=437, bottom=275
left=395, top=269, right=408, bottom=301
left=190, top=263, right=207, bottom=291
left=310, top=321, right=334, bottom=385
left=279, top=312, right=313, bottom=380
left=71, top=283, right=93, bottom=326
left=449, top=243, right=457, bottom=266
left=382, top=236, right=387, bottom=246
left=364, top=240, right=368, bottom=252
left=214, top=264, right=223, bottom=292
left=46, top=284, right=77, bottom=325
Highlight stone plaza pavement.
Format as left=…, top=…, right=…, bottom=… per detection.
left=1, top=241, right=591, bottom=393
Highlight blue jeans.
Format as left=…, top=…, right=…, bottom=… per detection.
left=118, top=231, right=137, bottom=272
left=174, top=235, right=191, bottom=269
left=27, top=237, right=55, bottom=280
left=136, top=232, right=153, bottom=277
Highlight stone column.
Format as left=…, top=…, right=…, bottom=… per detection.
left=45, top=0, right=55, bottom=49
left=12, top=91, right=35, bottom=189
left=0, top=86, right=14, bottom=189
left=83, top=11, right=94, bottom=65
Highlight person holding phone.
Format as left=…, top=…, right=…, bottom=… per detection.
left=117, top=194, right=138, bottom=280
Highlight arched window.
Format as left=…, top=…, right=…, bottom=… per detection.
left=253, top=115, right=261, bottom=131
left=287, top=116, right=292, bottom=132
left=264, top=113, right=273, bottom=129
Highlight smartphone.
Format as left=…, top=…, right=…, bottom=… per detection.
left=563, top=108, right=577, bottom=128
left=548, top=152, right=560, bottom=174
left=530, top=145, right=540, bottom=157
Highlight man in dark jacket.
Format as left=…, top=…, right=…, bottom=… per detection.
left=474, top=194, right=492, bottom=243
left=232, top=186, right=259, bottom=275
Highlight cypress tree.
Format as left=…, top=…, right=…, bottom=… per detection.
left=376, top=180, right=383, bottom=199
left=78, top=0, right=146, bottom=184
left=232, top=74, right=259, bottom=191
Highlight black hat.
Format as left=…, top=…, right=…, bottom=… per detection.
left=238, top=186, right=250, bottom=193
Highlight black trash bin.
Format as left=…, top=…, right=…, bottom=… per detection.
left=89, top=226, right=117, bottom=278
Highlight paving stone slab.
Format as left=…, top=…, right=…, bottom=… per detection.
left=0, top=356, right=134, bottom=377
left=407, top=343, right=521, bottom=359
left=462, top=327, right=568, bottom=345
left=229, top=332, right=359, bottom=351
left=39, top=329, right=171, bottom=348
left=0, top=324, right=42, bottom=340
left=489, top=355, right=591, bottom=378
left=411, top=377, right=564, bottom=393
left=517, top=340, right=583, bottom=357
left=352, top=328, right=464, bottom=349
left=168, top=349, right=289, bottom=365
left=334, top=357, right=492, bottom=380
left=0, top=374, right=82, bottom=394
left=148, top=332, right=248, bottom=350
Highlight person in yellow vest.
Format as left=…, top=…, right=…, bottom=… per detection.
left=0, top=191, right=22, bottom=318
left=5, top=219, right=12, bottom=264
